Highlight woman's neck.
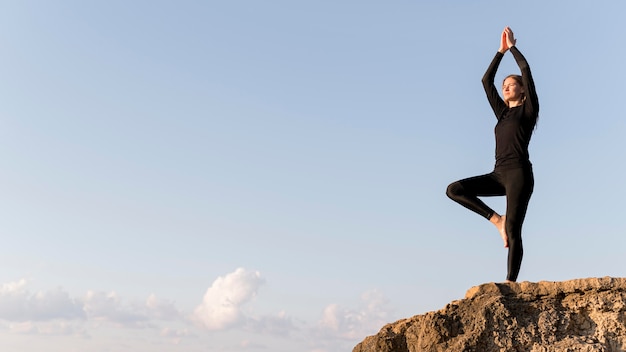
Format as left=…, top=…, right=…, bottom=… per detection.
left=508, top=100, right=523, bottom=108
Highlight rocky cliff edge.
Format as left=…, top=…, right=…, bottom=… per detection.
left=353, top=277, right=626, bottom=352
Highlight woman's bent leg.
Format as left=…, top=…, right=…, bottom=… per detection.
left=446, top=173, right=505, bottom=220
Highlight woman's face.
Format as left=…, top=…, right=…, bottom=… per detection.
left=502, top=77, right=524, bottom=103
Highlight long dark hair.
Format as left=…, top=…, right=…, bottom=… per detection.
left=504, top=74, right=539, bottom=128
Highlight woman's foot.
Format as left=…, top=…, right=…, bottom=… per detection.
left=490, top=214, right=508, bottom=248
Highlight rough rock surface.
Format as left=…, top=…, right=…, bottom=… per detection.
left=353, top=277, right=626, bottom=352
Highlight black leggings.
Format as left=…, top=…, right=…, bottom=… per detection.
left=446, top=165, right=534, bottom=282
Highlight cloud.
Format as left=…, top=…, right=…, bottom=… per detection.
left=0, top=279, right=182, bottom=331
left=160, top=326, right=191, bottom=344
left=0, top=279, right=84, bottom=322
left=146, top=294, right=180, bottom=320
left=6, top=320, right=87, bottom=337
left=82, top=291, right=182, bottom=327
left=192, top=268, right=265, bottom=331
left=246, top=310, right=297, bottom=336
left=239, top=339, right=268, bottom=349
left=0, top=269, right=298, bottom=344
left=83, top=290, right=149, bottom=327
left=316, top=289, right=392, bottom=340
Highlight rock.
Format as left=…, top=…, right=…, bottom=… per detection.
left=353, top=277, right=626, bottom=352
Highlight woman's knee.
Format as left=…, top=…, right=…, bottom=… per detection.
left=446, top=181, right=463, bottom=200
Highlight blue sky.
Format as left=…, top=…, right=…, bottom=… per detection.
left=1, top=1, right=625, bottom=351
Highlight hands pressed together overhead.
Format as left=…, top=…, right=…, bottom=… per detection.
left=499, top=26, right=517, bottom=53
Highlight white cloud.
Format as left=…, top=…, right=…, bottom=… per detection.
left=0, top=279, right=84, bottom=322
left=83, top=290, right=148, bottom=327
left=160, top=326, right=191, bottom=344
left=0, top=279, right=183, bottom=330
left=246, top=310, right=297, bottom=336
left=7, top=320, right=87, bottom=337
left=240, top=339, right=268, bottom=349
left=0, top=270, right=302, bottom=345
left=0, top=279, right=28, bottom=293
left=0, top=270, right=273, bottom=336
left=192, top=268, right=265, bottom=331
left=146, top=294, right=180, bottom=320
left=82, top=291, right=183, bottom=328
left=317, top=289, right=392, bottom=340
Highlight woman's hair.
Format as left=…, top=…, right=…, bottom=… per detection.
left=504, top=74, right=538, bottom=128
left=503, top=74, right=523, bottom=85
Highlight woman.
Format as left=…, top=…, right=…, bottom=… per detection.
left=446, top=27, right=539, bottom=282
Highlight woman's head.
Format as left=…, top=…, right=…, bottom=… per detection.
left=502, top=74, right=525, bottom=106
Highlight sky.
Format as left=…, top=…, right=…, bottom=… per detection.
left=0, top=1, right=625, bottom=351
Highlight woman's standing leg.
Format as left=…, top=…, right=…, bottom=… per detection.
left=502, top=166, right=534, bottom=282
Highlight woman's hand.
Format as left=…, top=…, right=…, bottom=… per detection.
left=498, top=26, right=517, bottom=53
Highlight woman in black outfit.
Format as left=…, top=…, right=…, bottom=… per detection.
left=446, top=27, right=539, bottom=282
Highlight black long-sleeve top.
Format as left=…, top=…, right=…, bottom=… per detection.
left=482, top=46, right=539, bottom=170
